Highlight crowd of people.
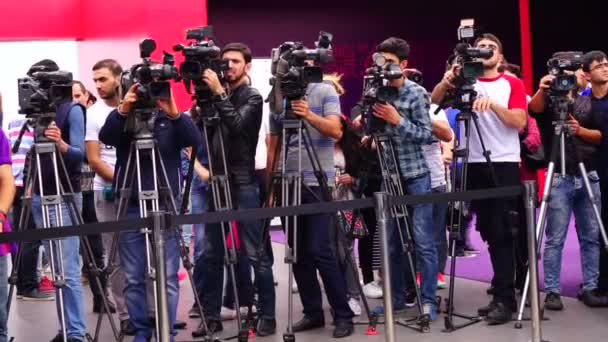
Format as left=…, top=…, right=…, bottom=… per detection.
left=1, top=32, right=608, bottom=342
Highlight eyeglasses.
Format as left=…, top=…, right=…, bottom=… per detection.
left=476, top=44, right=499, bottom=51
left=590, top=62, right=608, bottom=71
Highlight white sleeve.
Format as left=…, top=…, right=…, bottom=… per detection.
left=429, top=104, right=448, bottom=122
left=85, top=113, right=99, bottom=142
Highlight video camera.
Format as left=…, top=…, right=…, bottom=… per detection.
left=18, top=70, right=73, bottom=117
left=450, top=19, right=494, bottom=86
left=121, top=38, right=179, bottom=113
left=546, top=51, right=583, bottom=95
left=174, top=25, right=229, bottom=118
left=268, top=31, right=334, bottom=118
left=357, top=52, right=402, bottom=134
left=121, top=38, right=179, bottom=136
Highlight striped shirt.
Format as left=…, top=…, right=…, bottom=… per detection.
left=270, top=82, right=341, bottom=186
left=7, top=118, right=34, bottom=187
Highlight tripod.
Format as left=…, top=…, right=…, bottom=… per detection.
left=514, top=95, right=608, bottom=327
left=6, top=118, right=120, bottom=342
left=104, top=111, right=209, bottom=342
left=189, top=114, right=251, bottom=342
left=370, top=132, right=430, bottom=332
left=442, top=86, right=498, bottom=332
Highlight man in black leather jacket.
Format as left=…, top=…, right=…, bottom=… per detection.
left=193, top=43, right=276, bottom=337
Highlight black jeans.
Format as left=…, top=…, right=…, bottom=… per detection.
left=468, top=162, right=521, bottom=308
left=357, top=178, right=381, bottom=285
left=14, top=187, right=40, bottom=293
left=80, top=191, right=106, bottom=301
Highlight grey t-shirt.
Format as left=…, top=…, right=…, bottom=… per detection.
left=269, top=82, right=341, bottom=186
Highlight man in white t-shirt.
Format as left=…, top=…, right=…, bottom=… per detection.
left=421, top=104, right=453, bottom=289
left=84, top=59, right=133, bottom=334
left=431, top=33, right=527, bottom=325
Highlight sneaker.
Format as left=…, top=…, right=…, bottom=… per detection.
left=437, top=273, right=447, bottom=289
left=20, top=288, right=54, bottom=301
left=485, top=302, right=513, bottom=325
left=239, top=305, right=256, bottom=316
left=188, top=304, right=201, bottom=318
left=362, top=280, right=383, bottom=299
left=423, top=303, right=438, bottom=321
left=580, top=289, right=608, bottom=307
left=178, top=269, right=187, bottom=283
left=371, top=305, right=406, bottom=316
left=544, top=292, right=563, bottom=311
left=405, top=289, right=417, bottom=308
left=39, top=276, right=55, bottom=292
left=220, top=306, right=237, bottom=321
left=348, top=298, right=362, bottom=316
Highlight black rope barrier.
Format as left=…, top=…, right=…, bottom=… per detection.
left=0, top=185, right=522, bottom=244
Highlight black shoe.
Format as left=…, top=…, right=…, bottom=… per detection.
left=477, top=301, right=497, bottom=316
left=93, top=299, right=117, bottom=313
left=486, top=285, right=495, bottom=295
left=405, top=289, right=417, bottom=307
left=293, top=316, right=325, bottom=332
left=174, top=320, right=187, bottom=330
left=544, top=292, right=564, bottom=311
left=188, top=304, right=201, bottom=318
left=332, top=321, right=354, bottom=338
left=485, top=302, right=512, bottom=325
left=120, top=319, right=136, bottom=336
left=580, top=289, right=608, bottom=307
left=192, top=319, right=223, bottom=338
left=50, top=334, right=83, bottom=342
left=256, top=318, right=276, bottom=336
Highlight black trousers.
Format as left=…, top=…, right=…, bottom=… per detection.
left=14, top=186, right=41, bottom=293
left=80, top=190, right=106, bottom=301
left=468, top=162, right=521, bottom=307
left=357, top=178, right=381, bottom=285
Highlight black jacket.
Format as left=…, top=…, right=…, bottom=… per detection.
left=207, top=83, right=263, bottom=185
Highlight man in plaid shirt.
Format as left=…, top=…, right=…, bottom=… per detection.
left=358, top=37, right=437, bottom=321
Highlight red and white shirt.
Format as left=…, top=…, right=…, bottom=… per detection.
left=464, top=73, right=527, bottom=163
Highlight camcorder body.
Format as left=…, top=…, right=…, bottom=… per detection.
left=268, top=31, right=334, bottom=119
left=547, top=51, right=583, bottom=95
left=121, top=38, right=179, bottom=137
left=174, top=25, right=229, bottom=120
left=18, top=69, right=74, bottom=139
left=450, top=19, right=493, bottom=87
left=358, top=52, right=402, bottom=134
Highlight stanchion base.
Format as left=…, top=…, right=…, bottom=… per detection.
left=282, top=333, right=295, bottom=342
left=396, top=315, right=431, bottom=333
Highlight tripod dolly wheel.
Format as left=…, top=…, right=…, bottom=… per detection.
left=283, top=332, right=296, bottom=342
left=514, top=322, right=523, bottom=329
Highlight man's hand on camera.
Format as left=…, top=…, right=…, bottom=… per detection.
left=291, top=99, right=312, bottom=120
left=567, top=114, right=580, bottom=135
left=44, top=122, right=69, bottom=152
left=202, top=69, right=225, bottom=96
left=473, top=96, right=494, bottom=112
left=539, top=75, right=555, bottom=91
left=372, top=103, right=401, bottom=125
left=441, top=64, right=461, bottom=89
left=156, top=91, right=179, bottom=119
left=119, top=84, right=139, bottom=114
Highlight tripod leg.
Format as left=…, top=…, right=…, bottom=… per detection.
left=579, top=163, right=608, bottom=249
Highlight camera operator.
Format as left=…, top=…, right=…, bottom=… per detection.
left=267, top=63, right=355, bottom=338
left=355, top=37, right=438, bottom=320
left=0, top=128, right=16, bottom=342
left=527, top=57, right=606, bottom=309
left=431, top=34, right=527, bottom=325
left=99, top=80, right=201, bottom=341
left=193, top=42, right=276, bottom=336
left=582, top=50, right=608, bottom=299
left=23, top=59, right=88, bottom=341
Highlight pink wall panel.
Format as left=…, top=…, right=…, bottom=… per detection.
left=0, top=0, right=81, bottom=40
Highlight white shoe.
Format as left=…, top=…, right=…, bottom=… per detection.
left=220, top=306, right=237, bottom=321
left=239, top=305, right=257, bottom=316
left=348, top=298, right=362, bottom=316
left=363, top=280, right=383, bottom=299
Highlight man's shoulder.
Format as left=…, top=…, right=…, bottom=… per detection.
left=310, top=82, right=338, bottom=97
left=400, top=79, right=428, bottom=97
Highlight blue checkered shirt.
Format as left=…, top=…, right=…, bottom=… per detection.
left=381, top=79, right=433, bottom=180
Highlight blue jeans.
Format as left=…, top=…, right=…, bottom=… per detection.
left=199, top=182, right=276, bottom=319
left=544, top=171, right=601, bottom=293
left=432, top=185, right=449, bottom=273
left=386, top=174, right=437, bottom=307
left=119, top=207, right=180, bottom=340
left=0, top=255, right=8, bottom=342
left=191, top=187, right=208, bottom=298
left=31, top=193, right=86, bottom=340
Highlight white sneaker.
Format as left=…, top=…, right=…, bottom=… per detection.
left=220, top=306, right=237, bottom=321
left=348, top=298, right=362, bottom=316
left=239, top=305, right=257, bottom=316
left=363, top=280, right=383, bottom=299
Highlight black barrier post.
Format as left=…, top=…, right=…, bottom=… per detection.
left=151, top=211, right=171, bottom=342
left=374, top=192, right=395, bottom=342
left=523, top=181, right=546, bottom=342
